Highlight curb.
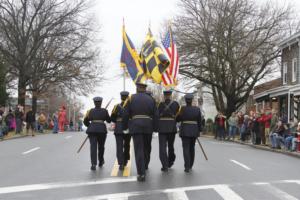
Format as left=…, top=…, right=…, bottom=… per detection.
left=0, top=131, right=51, bottom=142
left=201, top=135, right=300, bottom=159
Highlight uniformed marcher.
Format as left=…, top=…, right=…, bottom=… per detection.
left=124, top=83, right=157, bottom=182
left=144, top=90, right=155, bottom=170
left=83, top=97, right=111, bottom=171
left=176, top=94, right=202, bottom=173
left=111, top=91, right=131, bottom=170
left=157, top=90, right=180, bottom=172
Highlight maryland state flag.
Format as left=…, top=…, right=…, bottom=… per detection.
left=121, top=26, right=147, bottom=84
left=140, top=29, right=170, bottom=84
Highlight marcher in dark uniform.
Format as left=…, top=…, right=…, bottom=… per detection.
left=83, top=97, right=111, bottom=171
left=157, top=90, right=180, bottom=171
left=176, top=94, right=202, bottom=173
left=111, top=91, right=131, bottom=170
left=144, top=90, right=155, bottom=170
left=124, top=83, right=157, bottom=182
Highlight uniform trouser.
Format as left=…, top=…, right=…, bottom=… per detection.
left=144, top=134, right=152, bottom=168
left=159, top=133, right=176, bottom=168
left=115, top=134, right=131, bottom=165
left=132, top=134, right=146, bottom=175
left=181, top=137, right=196, bottom=169
left=89, top=134, right=107, bottom=166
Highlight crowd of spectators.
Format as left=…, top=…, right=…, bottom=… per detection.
left=0, top=105, right=83, bottom=139
left=213, top=109, right=300, bottom=152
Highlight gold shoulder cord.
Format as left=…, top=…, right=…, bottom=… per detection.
left=84, top=109, right=91, bottom=119
left=175, top=106, right=182, bottom=117
left=111, top=105, right=118, bottom=115
left=123, top=95, right=131, bottom=108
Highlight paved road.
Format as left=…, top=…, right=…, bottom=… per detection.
left=0, top=132, right=300, bottom=200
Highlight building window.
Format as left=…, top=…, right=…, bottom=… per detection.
left=283, top=62, right=287, bottom=84
left=292, top=58, right=297, bottom=82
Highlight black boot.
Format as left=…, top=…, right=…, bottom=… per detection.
left=90, top=165, right=96, bottom=171
left=137, top=175, right=145, bottom=182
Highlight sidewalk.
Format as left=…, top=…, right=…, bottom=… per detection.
left=1, top=130, right=51, bottom=141
left=202, top=134, right=300, bottom=159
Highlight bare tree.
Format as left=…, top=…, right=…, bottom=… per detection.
left=0, top=0, right=103, bottom=108
left=174, top=0, right=297, bottom=117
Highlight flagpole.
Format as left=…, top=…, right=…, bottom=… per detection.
left=123, top=68, right=126, bottom=91
left=123, top=17, right=126, bottom=91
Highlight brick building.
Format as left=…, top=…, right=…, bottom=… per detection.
left=253, top=32, right=300, bottom=122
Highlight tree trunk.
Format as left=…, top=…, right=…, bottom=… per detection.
left=225, top=96, right=237, bottom=118
left=32, top=90, right=38, bottom=115
left=18, top=76, right=26, bottom=106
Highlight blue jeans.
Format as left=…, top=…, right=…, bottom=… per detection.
left=217, top=127, right=225, bottom=140
left=228, top=126, right=237, bottom=140
left=276, top=136, right=284, bottom=148
left=269, top=133, right=278, bottom=148
left=285, top=136, right=294, bottom=150
left=53, top=122, right=58, bottom=133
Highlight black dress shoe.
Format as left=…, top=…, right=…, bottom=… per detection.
left=90, top=165, right=96, bottom=171
left=161, top=167, right=168, bottom=172
left=168, top=162, right=174, bottom=168
left=119, top=165, right=124, bottom=170
left=184, top=168, right=190, bottom=173
left=99, top=161, right=105, bottom=168
left=137, top=175, right=146, bottom=182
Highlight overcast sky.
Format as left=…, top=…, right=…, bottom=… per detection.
left=79, top=0, right=300, bottom=112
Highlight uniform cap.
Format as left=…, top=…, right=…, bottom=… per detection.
left=93, top=97, right=103, bottom=102
left=184, top=93, right=194, bottom=100
left=120, top=91, right=129, bottom=96
left=146, top=91, right=152, bottom=96
left=136, top=82, right=147, bottom=88
left=163, top=90, right=172, bottom=95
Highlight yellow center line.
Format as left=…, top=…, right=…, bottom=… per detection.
left=123, top=140, right=133, bottom=177
left=110, top=159, right=119, bottom=177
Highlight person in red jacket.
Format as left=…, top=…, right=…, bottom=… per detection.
left=58, top=106, right=67, bottom=133
left=263, top=109, right=272, bottom=145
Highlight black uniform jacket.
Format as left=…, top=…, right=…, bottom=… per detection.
left=125, top=92, right=157, bottom=134
left=111, top=101, right=128, bottom=135
left=176, top=105, right=202, bottom=137
left=84, top=108, right=111, bottom=135
left=157, top=100, right=180, bottom=133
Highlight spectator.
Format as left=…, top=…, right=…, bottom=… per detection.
left=240, top=115, right=250, bottom=141
left=25, top=108, right=36, bottom=136
left=270, top=109, right=279, bottom=135
left=69, top=120, right=74, bottom=131
left=77, top=119, right=83, bottom=131
left=284, top=122, right=299, bottom=151
left=269, top=121, right=286, bottom=149
left=37, top=112, right=46, bottom=133
left=5, top=109, right=15, bottom=131
left=215, top=112, right=226, bottom=140
left=250, top=112, right=261, bottom=145
left=257, top=109, right=266, bottom=145
left=52, top=113, right=59, bottom=133
left=262, top=109, right=272, bottom=145
left=227, top=112, right=238, bottom=141
left=237, top=111, right=244, bottom=138
left=15, top=105, right=24, bottom=134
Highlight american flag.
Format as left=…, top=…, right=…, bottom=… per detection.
left=161, top=27, right=179, bottom=86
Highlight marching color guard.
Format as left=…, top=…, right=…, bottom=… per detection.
left=124, top=82, right=157, bottom=182
left=83, top=97, right=111, bottom=171
left=157, top=90, right=180, bottom=171
left=176, top=94, right=202, bottom=173
left=111, top=91, right=131, bottom=170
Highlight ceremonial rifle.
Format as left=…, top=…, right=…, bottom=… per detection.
left=77, top=97, right=114, bottom=153
left=196, top=137, right=208, bottom=161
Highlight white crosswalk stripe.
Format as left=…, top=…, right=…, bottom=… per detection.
left=255, top=183, right=298, bottom=200
left=1, top=179, right=299, bottom=200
